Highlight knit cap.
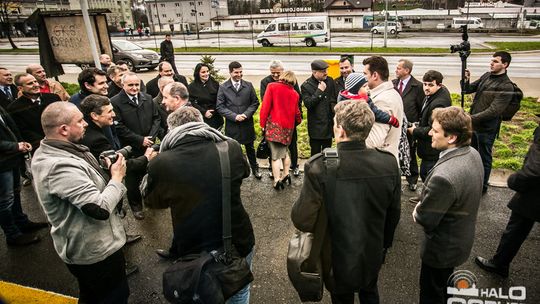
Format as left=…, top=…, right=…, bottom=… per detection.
left=344, top=73, right=367, bottom=94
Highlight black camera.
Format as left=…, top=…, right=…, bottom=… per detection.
left=151, top=144, right=160, bottom=151
left=450, top=40, right=470, bottom=53
left=99, top=146, right=132, bottom=169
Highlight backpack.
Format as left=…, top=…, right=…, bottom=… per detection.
left=501, top=82, right=523, bottom=121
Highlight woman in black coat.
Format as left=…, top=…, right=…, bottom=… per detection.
left=188, top=63, right=223, bottom=129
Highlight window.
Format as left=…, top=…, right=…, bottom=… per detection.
left=214, top=21, right=221, bottom=26
left=291, top=22, right=307, bottom=30
left=261, top=20, right=269, bottom=25
left=198, top=1, right=203, bottom=4
left=278, top=23, right=290, bottom=31
left=176, top=13, right=181, bottom=17
left=344, top=18, right=352, bottom=23
left=162, top=14, right=167, bottom=17
left=199, top=12, right=203, bottom=16
left=160, top=3, right=165, bottom=7
left=191, top=12, right=196, bottom=16
left=175, top=3, right=180, bottom=6
left=308, top=22, right=324, bottom=30
left=265, top=24, right=275, bottom=32
left=412, top=19, right=420, bottom=24
left=189, top=1, right=194, bottom=5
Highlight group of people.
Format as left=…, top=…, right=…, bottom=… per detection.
left=0, top=48, right=538, bottom=304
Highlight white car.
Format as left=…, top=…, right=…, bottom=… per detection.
left=200, top=27, right=213, bottom=33
left=371, top=22, right=402, bottom=35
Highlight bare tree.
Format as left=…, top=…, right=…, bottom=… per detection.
left=0, top=0, right=19, bottom=49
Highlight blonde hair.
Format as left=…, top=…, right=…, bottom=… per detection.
left=279, top=70, right=297, bottom=86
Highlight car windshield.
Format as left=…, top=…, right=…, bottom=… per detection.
left=112, top=40, right=142, bottom=51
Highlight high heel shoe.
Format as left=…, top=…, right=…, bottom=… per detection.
left=273, top=180, right=284, bottom=190
left=281, top=175, right=291, bottom=186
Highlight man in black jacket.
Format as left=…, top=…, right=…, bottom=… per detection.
left=475, top=120, right=540, bottom=278
left=292, top=101, right=401, bottom=304
left=143, top=106, right=255, bottom=302
left=393, top=59, right=425, bottom=191
left=407, top=70, right=451, bottom=203
left=145, top=62, right=187, bottom=98
left=301, top=60, right=337, bottom=156
left=465, top=51, right=514, bottom=194
left=111, top=72, right=163, bottom=219
left=0, top=105, right=48, bottom=246
left=159, top=34, right=178, bottom=75
left=69, top=68, right=109, bottom=107
left=8, top=73, right=61, bottom=150
left=0, top=67, right=18, bottom=109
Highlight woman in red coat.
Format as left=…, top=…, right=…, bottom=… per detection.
left=260, top=71, right=302, bottom=190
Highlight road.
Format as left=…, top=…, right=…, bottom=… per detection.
left=0, top=174, right=539, bottom=303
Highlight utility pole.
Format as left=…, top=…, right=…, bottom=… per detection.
left=383, top=0, right=388, bottom=48
left=192, top=1, right=200, bottom=39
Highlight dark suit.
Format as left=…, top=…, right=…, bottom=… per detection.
left=411, top=86, right=451, bottom=181
left=7, top=93, right=61, bottom=150
left=0, top=84, right=18, bottom=110
left=394, top=76, right=425, bottom=186
left=146, top=74, right=188, bottom=98
left=216, top=79, right=259, bottom=170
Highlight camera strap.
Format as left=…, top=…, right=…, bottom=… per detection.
left=215, top=140, right=233, bottom=263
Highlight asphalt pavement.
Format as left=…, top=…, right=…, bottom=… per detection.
left=0, top=172, right=539, bottom=303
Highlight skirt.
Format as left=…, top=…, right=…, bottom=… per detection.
left=268, top=141, right=289, bottom=160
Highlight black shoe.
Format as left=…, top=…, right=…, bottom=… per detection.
left=408, top=183, right=417, bottom=191
left=126, top=234, right=142, bottom=245
left=125, top=263, right=139, bottom=277
left=252, top=167, right=262, bottom=179
left=281, top=174, right=291, bottom=186
left=475, top=256, right=509, bottom=278
left=408, top=196, right=420, bottom=204
left=19, top=221, right=48, bottom=233
left=292, top=166, right=300, bottom=177
left=6, top=233, right=41, bottom=246
left=273, top=180, right=284, bottom=190
left=156, top=249, right=178, bottom=260
left=133, top=211, right=145, bottom=220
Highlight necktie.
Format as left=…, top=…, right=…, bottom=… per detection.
left=4, top=87, right=12, bottom=101
left=398, top=81, right=404, bottom=95
left=234, top=82, right=240, bottom=91
left=132, top=96, right=138, bottom=105
left=421, top=96, right=429, bottom=113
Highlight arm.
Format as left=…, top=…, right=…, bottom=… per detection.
left=259, top=86, right=272, bottom=129
left=148, top=100, right=163, bottom=139
left=295, top=94, right=302, bottom=125
left=216, top=86, right=238, bottom=121
left=291, top=161, right=323, bottom=232
left=471, top=83, right=514, bottom=123
left=51, top=81, right=70, bottom=101
left=507, top=140, right=540, bottom=192
left=365, top=98, right=393, bottom=149
left=301, top=82, right=322, bottom=110
left=413, top=175, right=456, bottom=232
left=243, top=85, right=260, bottom=118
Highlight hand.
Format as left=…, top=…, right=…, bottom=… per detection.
left=142, top=136, right=154, bottom=147
left=235, top=114, right=245, bottom=122
left=110, top=154, right=127, bottom=182
left=205, top=110, right=214, bottom=119
left=18, top=142, right=32, bottom=153
left=407, top=125, right=415, bottom=135
left=317, top=81, right=327, bottom=91
left=464, top=69, right=471, bottom=82
left=144, top=147, right=158, bottom=161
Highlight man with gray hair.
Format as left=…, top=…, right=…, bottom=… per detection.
left=143, top=106, right=255, bottom=303
left=161, top=81, right=190, bottom=113
left=32, top=101, right=130, bottom=303
left=292, top=101, right=401, bottom=304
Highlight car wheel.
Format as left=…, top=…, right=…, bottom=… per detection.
left=305, top=38, right=315, bottom=47
left=261, top=39, right=270, bottom=47
left=372, top=29, right=379, bottom=34
left=124, top=59, right=135, bottom=71
left=390, top=29, right=396, bottom=35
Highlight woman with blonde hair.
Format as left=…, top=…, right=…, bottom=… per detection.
left=259, top=70, right=302, bottom=190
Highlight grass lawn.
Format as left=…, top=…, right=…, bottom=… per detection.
left=486, top=41, right=540, bottom=52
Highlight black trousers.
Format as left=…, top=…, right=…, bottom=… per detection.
left=309, top=138, right=332, bottom=157
left=406, top=133, right=419, bottom=185
left=331, top=277, right=379, bottom=304
left=125, top=169, right=144, bottom=211
left=419, top=262, right=453, bottom=304
left=290, top=127, right=299, bottom=168
left=493, top=211, right=536, bottom=266
left=243, top=141, right=258, bottom=170
left=66, top=249, right=129, bottom=304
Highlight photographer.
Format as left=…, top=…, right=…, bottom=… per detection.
left=80, top=95, right=157, bottom=220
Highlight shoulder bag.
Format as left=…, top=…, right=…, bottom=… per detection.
left=162, top=140, right=254, bottom=304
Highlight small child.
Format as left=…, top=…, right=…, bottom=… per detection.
left=338, top=73, right=399, bottom=128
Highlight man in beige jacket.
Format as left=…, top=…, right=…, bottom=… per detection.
left=362, top=56, right=404, bottom=162
left=26, top=64, right=70, bottom=101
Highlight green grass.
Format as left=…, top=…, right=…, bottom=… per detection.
left=152, top=46, right=484, bottom=54
left=61, top=82, right=80, bottom=96
left=486, top=41, right=540, bottom=52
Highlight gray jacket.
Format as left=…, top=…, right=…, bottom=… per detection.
left=414, top=146, right=483, bottom=268
left=32, top=141, right=127, bottom=265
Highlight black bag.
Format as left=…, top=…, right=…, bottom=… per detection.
left=162, top=141, right=254, bottom=304
left=256, top=131, right=270, bottom=159
left=501, top=82, right=523, bottom=121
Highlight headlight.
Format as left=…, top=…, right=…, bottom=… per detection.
left=134, top=54, right=144, bottom=59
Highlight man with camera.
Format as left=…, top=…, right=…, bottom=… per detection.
left=464, top=51, right=514, bottom=194
left=32, top=102, right=131, bottom=303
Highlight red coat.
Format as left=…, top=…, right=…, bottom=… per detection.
left=259, top=81, right=301, bottom=130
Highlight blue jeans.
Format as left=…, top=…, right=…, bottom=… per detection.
left=0, top=168, right=29, bottom=240
left=227, top=249, right=254, bottom=304
left=472, top=119, right=500, bottom=192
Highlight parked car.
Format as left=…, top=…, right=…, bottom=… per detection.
left=111, top=40, right=160, bottom=71
left=371, top=22, right=402, bottom=35
left=200, top=27, right=213, bottom=32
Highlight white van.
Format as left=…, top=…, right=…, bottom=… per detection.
left=256, top=16, right=329, bottom=47
left=452, top=17, right=484, bottom=29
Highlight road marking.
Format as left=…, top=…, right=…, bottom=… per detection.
left=0, top=281, right=77, bottom=304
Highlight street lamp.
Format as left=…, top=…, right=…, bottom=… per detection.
left=191, top=1, right=200, bottom=39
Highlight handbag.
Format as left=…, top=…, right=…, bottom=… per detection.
left=287, top=148, right=338, bottom=302
left=256, top=131, right=271, bottom=159
left=24, top=152, right=33, bottom=180
left=162, top=141, right=254, bottom=304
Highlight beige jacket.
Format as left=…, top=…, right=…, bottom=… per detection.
left=366, top=81, right=404, bottom=162
left=47, top=80, right=70, bottom=101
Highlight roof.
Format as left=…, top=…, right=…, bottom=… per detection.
left=324, top=0, right=371, bottom=10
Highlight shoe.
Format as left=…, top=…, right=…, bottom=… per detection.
left=6, top=233, right=40, bottom=246
left=19, top=221, right=48, bottom=233
left=273, top=180, right=284, bottom=190
left=126, top=234, right=142, bottom=245
left=475, top=256, right=509, bottom=278
left=156, top=249, right=178, bottom=260
left=252, top=167, right=262, bottom=179
left=281, top=174, right=291, bottom=186
left=408, top=183, right=417, bottom=191
left=292, top=166, right=300, bottom=177
left=408, top=196, right=420, bottom=204
left=117, top=207, right=126, bottom=219
left=133, top=211, right=145, bottom=220
left=125, top=263, right=139, bottom=277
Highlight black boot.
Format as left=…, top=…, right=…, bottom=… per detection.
left=252, top=167, right=262, bottom=179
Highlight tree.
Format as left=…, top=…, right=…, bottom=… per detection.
left=0, top=0, right=20, bottom=49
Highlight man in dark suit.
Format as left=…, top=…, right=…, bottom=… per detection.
left=0, top=105, right=48, bottom=246
left=111, top=72, right=163, bottom=219
left=413, top=106, right=483, bottom=304
left=145, top=62, right=187, bottom=98
left=0, top=67, right=18, bottom=109
left=393, top=59, right=425, bottom=191
left=407, top=70, right=451, bottom=203
left=334, top=55, right=354, bottom=94
left=217, top=61, right=262, bottom=179
left=159, top=34, right=178, bottom=75
left=8, top=73, right=61, bottom=150
left=475, top=119, right=540, bottom=278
